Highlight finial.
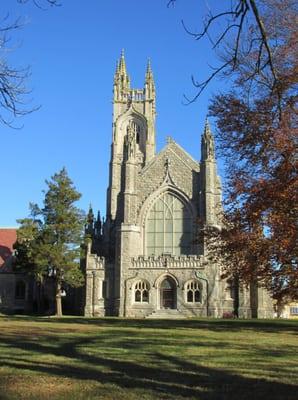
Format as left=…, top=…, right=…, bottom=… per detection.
left=146, top=57, right=154, bottom=81
left=201, top=117, right=215, bottom=160
left=147, top=58, right=151, bottom=73
left=166, top=136, right=173, bottom=144
left=87, top=203, right=94, bottom=222
left=119, top=49, right=127, bottom=75
left=204, top=117, right=212, bottom=136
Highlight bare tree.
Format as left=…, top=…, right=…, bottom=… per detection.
left=0, top=0, right=60, bottom=127
left=168, top=0, right=283, bottom=103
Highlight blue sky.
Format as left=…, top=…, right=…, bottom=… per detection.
left=1, top=0, right=227, bottom=227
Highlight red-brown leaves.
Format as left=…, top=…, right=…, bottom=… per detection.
left=206, top=0, right=297, bottom=301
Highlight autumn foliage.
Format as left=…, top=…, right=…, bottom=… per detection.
left=204, top=0, right=297, bottom=300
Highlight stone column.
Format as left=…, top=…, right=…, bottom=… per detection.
left=238, top=285, right=252, bottom=318
left=84, top=271, right=94, bottom=317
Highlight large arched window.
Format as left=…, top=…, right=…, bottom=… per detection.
left=134, top=281, right=149, bottom=303
left=146, top=192, right=192, bottom=256
left=185, top=280, right=202, bottom=303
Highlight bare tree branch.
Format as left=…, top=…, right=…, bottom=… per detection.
left=248, top=0, right=277, bottom=83
left=183, top=60, right=231, bottom=104
left=170, top=0, right=281, bottom=104
left=17, top=0, right=61, bottom=8
left=0, top=1, right=60, bottom=127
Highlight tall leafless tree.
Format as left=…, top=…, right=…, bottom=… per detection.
left=0, top=0, right=60, bottom=127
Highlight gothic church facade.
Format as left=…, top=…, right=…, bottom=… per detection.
left=84, top=53, right=273, bottom=319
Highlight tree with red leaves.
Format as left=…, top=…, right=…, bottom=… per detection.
left=197, top=0, right=298, bottom=301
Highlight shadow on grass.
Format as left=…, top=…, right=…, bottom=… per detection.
left=3, top=315, right=298, bottom=333
left=0, top=332, right=297, bottom=400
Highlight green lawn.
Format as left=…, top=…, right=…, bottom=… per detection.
left=0, top=317, right=297, bottom=400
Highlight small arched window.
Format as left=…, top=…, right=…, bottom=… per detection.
left=134, top=281, right=150, bottom=303
left=186, top=280, right=201, bottom=303
left=15, top=280, right=26, bottom=300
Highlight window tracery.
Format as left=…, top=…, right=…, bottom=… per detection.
left=186, top=280, right=201, bottom=303
left=146, top=192, right=192, bottom=256
left=134, top=281, right=149, bottom=303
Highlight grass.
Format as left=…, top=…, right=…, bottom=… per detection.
left=0, top=317, right=297, bottom=400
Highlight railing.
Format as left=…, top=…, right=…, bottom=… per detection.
left=131, top=254, right=205, bottom=269
left=122, top=90, right=145, bottom=102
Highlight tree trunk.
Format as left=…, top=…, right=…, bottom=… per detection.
left=55, top=281, right=63, bottom=317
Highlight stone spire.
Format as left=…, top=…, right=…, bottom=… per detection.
left=200, top=117, right=221, bottom=228
left=119, top=49, right=127, bottom=75
left=119, top=49, right=130, bottom=89
left=94, top=210, right=102, bottom=237
left=87, top=204, right=94, bottom=224
left=113, top=50, right=130, bottom=101
left=145, top=58, right=153, bottom=81
left=144, top=58, right=155, bottom=101
left=85, top=204, right=94, bottom=236
left=201, top=118, right=215, bottom=161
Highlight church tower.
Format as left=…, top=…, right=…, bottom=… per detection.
left=106, top=51, right=156, bottom=225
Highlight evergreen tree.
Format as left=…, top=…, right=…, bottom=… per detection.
left=14, top=168, right=85, bottom=316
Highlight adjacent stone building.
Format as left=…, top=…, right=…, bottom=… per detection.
left=0, top=228, right=31, bottom=313
left=83, top=53, right=274, bottom=319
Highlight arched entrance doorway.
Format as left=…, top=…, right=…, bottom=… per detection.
left=160, top=277, right=176, bottom=309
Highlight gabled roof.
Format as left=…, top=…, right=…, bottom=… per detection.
left=0, top=228, right=17, bottom=271
left=141, top=137, right=200, bottom=175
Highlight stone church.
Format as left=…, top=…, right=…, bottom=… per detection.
left=83, top=53, right=273, bottom=319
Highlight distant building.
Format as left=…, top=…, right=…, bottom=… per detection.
left=0, top=228, right=30, bottom=313
left=83, top=53, right=274, bottom=319
left=276, top=301, right=298, bottom=319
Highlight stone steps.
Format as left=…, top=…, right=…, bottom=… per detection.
left=146, top=309, right=186, bottom=319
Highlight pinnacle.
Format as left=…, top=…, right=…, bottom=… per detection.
left=146, top=58, right=152, bottom=73
left=203, top=117, right=212, bottom=136
left=119, top=49, right=127, bottom=75
left=87, top=204, right=94, bottom=223
left=146, top=57, right=153, bottom=79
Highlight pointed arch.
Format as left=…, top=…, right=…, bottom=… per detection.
left=113, top=106, right=148, bottom=155
left=154, top=273, right=178, bottom=310
left=140, top=186, right=196, bottom=256
left=154, top=272, right=179, bottom=288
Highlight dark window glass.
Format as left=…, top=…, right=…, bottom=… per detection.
left=15, top=281, right=26, bottom=300
left=194, top=290, right=201, bottom=303
left=187, top=290, right=193, bottom=303
left=135, top=290, right=141, bottom=302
